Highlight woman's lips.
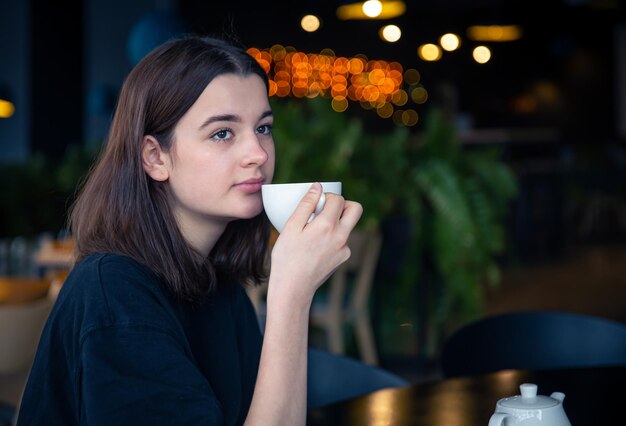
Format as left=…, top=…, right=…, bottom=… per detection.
left=234, top=178, right=264, bottom=193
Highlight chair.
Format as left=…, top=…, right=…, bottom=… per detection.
left=440, top=310, right=626, bottom=378
left=306, top=348, right=408, bottom=409
left=0, top=290, right=54, bottom=426
left=310, top=230, right=382, bottom=365
left=0, top=295, right=53, bottom=375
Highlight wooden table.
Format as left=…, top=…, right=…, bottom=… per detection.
left=307, top=366, right=626, bottom=425
left=0, top=277, right=50, bottom=304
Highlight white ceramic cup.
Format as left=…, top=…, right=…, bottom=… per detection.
left=261, top=182, right=342, bottom=232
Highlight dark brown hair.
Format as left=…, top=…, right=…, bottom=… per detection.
left=70, top=35, right=270, bottom=302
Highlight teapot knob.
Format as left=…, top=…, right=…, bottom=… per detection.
left=520, top=383, right=538, bottom=401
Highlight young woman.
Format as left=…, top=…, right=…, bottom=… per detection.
left=17, top=35, right=362, bottom=425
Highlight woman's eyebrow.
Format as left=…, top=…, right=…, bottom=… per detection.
left=198, top=110, right=273, bottom=131
left=198, top=114, right=240, bottom=131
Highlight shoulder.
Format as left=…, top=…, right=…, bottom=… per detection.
left=56, top=253, right=180, bottom=336
left=67, top=253, right=164, bottom=308
left=72, top=252, right=158, bottom=283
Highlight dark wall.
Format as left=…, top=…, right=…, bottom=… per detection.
left=0, top=0, right=30, bottom=163
left=30, top=0, right=84, bottom=159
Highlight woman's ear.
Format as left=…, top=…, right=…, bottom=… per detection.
left=141, top=135, right=170, bottom=182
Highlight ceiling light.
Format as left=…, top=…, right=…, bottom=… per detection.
left=418, top=44, right=442, bottom=61
left=439, top=33, right=461, bottom=51
left=0, top=87, right=14, bottom=118
left=0, top=99, right=14, bottom=118
left=363, top=0, right=383, bottom=17
left=473, top=46, right=492, bottom=63
left=467, top=25, right=522, bottom=42
left=301, top=15, right=321, bottom=32
left=337, top=1, right=406, bottom=20
left=380, top=25, right=402, bottom=42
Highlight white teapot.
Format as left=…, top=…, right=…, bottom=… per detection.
left=489, top=383, right=571, bottom=426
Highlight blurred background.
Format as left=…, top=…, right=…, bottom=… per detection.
left=1, top=0, right=626, bottom=385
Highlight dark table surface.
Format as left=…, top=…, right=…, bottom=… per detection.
left=307, top=366, right=626, bottom=425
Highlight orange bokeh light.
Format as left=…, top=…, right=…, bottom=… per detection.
left=247, top=47, right=260, bottom=58
left=249, top=45, right=426, bottom=122
left=368, top=69, right=386, bottom=85
left=275, top=70, right=290, bottom=82
left=257, top=59, right=271, bottom=74
left=292, top=85, right=308, bottom=98
left=348, top=58, right=365, bottom=74
left=268, top=80, right=278, bottom=96
left=334, top=57, right=350, bottom=74
left=291, top=52, right=308, bottom=64
left=379, top=78, right=396, bottom=94
left=362, top=85, right=381, bottom=102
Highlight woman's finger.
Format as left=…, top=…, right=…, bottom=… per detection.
left=315, top=193, right=345, bottom=222
left=338, top=201, right=363, bottom=233
left=283, top=182, right=323, bottom=231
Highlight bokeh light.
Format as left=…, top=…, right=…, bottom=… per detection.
left=376, top=102, right=394, bottom=118
left=418, top=44, right=442, bottom=61
left=247, top=45, right=428, bottom=125
left=301, top=15, right=321, bottom=32
left=440, top=33, right=461, bottom=51
left=473, top=45, right=492, bottom=63
left=0, top=99, right=15, bottom=118
left=270, top=44, right=287, bottom=61
left=467, top=25, right=522, bottom=42
left=337, top=0, right=406, bottom=20
left=362, top=0, right=383, bottom=17
left=402, top=109, right=419, bottom=126
left=391, top=89, right=408, bottom=106
left=380, top=25, right=402, bottom=42
left=403, top=68, right=421, bottom=85
left=331, top=97, right=349, bottom=112
left=410, top=86, right=428, bottom=104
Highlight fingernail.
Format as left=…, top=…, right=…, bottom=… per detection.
left=309, top=182, right=321, bottom=193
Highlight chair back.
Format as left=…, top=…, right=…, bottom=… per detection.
left=331, top=230, right=382, bottom=316
left=307, top=348, right=408, bottom=408
left=441, top=310, right=626, bottom=378
left=310, top=230, right=382, bottom=365
left=0, top=296, right=53, bottom=374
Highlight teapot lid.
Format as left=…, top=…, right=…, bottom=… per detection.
left=498, top=384, right=562, bottom=409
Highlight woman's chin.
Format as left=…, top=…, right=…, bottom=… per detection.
left=237, top=204, right=265, bottom=220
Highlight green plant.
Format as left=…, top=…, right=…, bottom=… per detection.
left=0, top=145, right=97, bottom=238
left=407, top=109, right=518, bottom=345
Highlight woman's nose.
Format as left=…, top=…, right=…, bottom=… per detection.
left=241, top=134, right=269, bottom=167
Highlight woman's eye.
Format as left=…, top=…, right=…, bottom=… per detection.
left=256, top=124, right=272, bottom=135
left=211, top=129, right=233, bottom=141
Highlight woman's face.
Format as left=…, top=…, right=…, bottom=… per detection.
left=163, top=73, right=275, bottom=249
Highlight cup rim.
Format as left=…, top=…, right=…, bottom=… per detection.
left=261, top=181, right=341, bottom=188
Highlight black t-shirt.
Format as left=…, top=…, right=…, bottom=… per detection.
left=17, top=253, right=262, bottom=425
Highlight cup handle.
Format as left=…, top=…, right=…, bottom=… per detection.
left=314, top=192, right=326, bottom=215
left=489, top=413, right=510, bottom=426
left=307, top=192, right=326, bottom=223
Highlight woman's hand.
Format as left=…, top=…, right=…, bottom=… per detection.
left=248, top=184, right=361, bottom=425
left=268, top=182, right=363, bottom=304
